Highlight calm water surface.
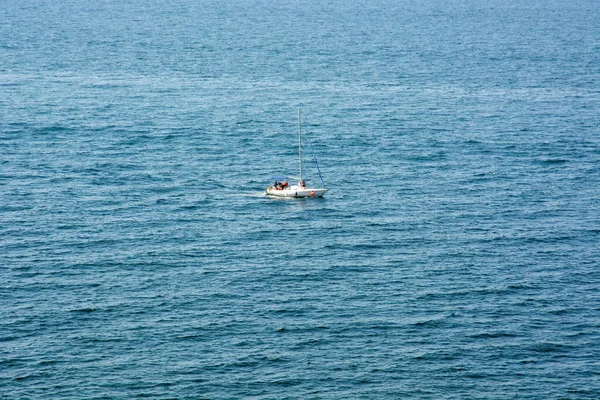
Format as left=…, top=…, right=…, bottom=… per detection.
left=1, top=0, right=600, bottom=398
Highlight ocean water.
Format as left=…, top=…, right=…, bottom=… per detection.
left=2, top=0, right=600, bottom=398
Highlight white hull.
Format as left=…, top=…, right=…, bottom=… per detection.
left=266, top=186, right=327, bottom=198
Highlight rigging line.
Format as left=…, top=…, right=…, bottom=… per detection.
left=302, top=115, right=327, bottom=189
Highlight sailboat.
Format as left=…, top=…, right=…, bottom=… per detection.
left=266, top=109, right=328, bottom=198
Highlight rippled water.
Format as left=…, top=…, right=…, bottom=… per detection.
left=2, top=0, right=600, bottom=398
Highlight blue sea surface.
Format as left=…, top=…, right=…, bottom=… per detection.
left=2, top=0, right=600, bottom=398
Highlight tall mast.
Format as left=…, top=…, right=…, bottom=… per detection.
left=298, top=108, right=303, bottom=181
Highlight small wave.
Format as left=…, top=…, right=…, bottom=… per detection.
left=38, top=125, right=72, bottom=135
left=539, top=158, right=568, bottom=165
left=83, top=336, right=125, bottom=343
left=464, top=372, right=489, bottom=379
left=548, top=308, right=569, bottom=315
left=353, top=242, right=385, bottom=250
left=177, top=334, right=201, bottom=340
left=529, top=342, right=568, bottom=353
left=566, top=331, right=589, bottom=338
left=69, top=307, right=98, bottom=313
left=470, top=332, right=517, bottom=339
left=178, top=204, right=203, bottom=210
left=407, top=151, right=447, bottom=162
left=567, top=389, right=598, bottom=396
left=518, top=359, right=537, bottom=364
left=271, top=378, right=302, bottom=387
left=408, top=314, right=447, bottom=327
left=16, top=374, right=45, bottom=381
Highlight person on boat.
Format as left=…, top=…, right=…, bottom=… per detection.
left=274, top=181, right=280, bottom=189
left=299, top=180, right=306, bottom=189
left=281, top=181, right=289, bottom=189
